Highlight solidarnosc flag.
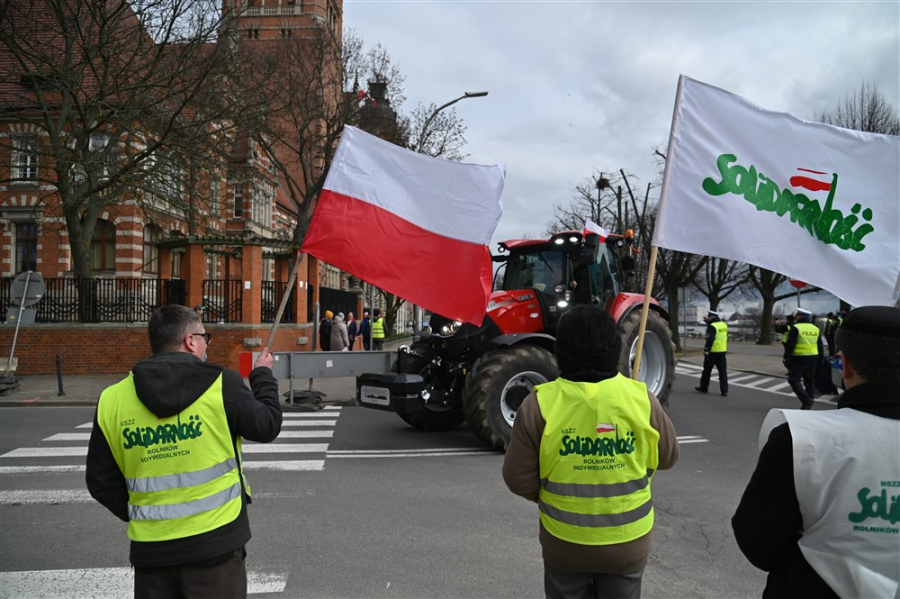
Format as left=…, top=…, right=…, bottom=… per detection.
left=653, top=76, right=900, bottom=308
left=302, top=126, right=505, bottom=325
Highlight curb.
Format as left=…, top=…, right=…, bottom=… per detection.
left=0, top=398, right=98, bottom=408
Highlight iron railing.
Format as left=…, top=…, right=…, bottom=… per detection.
left=201, top=279, right=243, bottom=323
left=261, top=281, right=295, bottom=323
left=0, top=277, right=185, bottom=323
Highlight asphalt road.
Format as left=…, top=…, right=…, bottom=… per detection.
left=0, top=364, right=831, bottom=598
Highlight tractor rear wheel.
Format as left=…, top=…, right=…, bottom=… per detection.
left=463, top=345, right=558, bottom=451
left=617, top=310, right=676, bottom=406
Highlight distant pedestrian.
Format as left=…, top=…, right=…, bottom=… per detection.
left=372, top=308, right=385, bottom=351
left=824, top=312, right=838, bottom=357
left=319, top=310, right=333, bottom=351
left=732, top=305, right=900, bottom=598
left=503, top=305, right=679, bottom=599
left=358, top=311, right=371, bottom=350
left=784, top=308, right=823, bottom=410
left=330, top=312, right=349, bottom=351
left=695, top=310, right=728, bottom=396
left=346, top=312, right=358, bottom=351
left=86, top=304, right=281, bottom=599
left=194, top=304, right=206, bottom=321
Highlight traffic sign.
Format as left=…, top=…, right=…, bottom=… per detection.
left=789, top=279, right=807, bottom=289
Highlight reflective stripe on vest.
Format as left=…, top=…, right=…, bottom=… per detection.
left=96, top=372, right=244, bottom=542
left=372, top=318, right=385, bottom=339
left=710, top=321, right=728, bottom=353
left=792, top=322, right=819, bottom=356
left=535, top=374, right=659, bottom=546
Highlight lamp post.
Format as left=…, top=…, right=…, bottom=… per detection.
left=413, top=91, right=488, bottom=331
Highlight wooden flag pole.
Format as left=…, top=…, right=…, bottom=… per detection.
left=631, top=245, right=660, bottom=382
left=266, top=252, right=304, bottom=350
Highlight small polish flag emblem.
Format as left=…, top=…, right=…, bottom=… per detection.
left=597, top=423, right=615, bottom=434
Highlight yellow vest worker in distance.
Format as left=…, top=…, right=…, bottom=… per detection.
left=503, top=305, right=679, bottom=599
left=783, top=307, right=824, bottom=410
left=86, top=305, right=282, bottom=599
left=695, top=310, right=729, bottom=396
left=372, top=307, right=386, bottom=351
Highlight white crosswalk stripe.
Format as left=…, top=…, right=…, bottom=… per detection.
left=0, top=568, right=288, bottom=597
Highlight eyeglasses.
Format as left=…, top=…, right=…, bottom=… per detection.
left=190, top=332, right=211, bottom=344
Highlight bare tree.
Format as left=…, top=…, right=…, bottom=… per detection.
left=0, top=0, right=242, bottom=279
left=818, top=81, right=900, bottom=135
left=694, top=258, right=750, bottom=311
left=546, top=170, right=626, bottom=236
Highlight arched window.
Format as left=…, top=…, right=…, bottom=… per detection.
left=143, top=226, right=158, bottom=274
left=91, top=219, right=116, bottom=271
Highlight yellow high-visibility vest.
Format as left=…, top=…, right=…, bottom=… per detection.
left=535, top=374, right=659, bottom=546
left=792, top=322, right=820, bottom=356
left=372, top=317, right=385, bottom=339
left=710, top=321, right=728, bottom=353
left=96, top=373, right=246, bottom=542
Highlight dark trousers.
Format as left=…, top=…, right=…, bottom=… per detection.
left=544, top=563, right=643, bottom=599
left=134, top=549, right=246, bottom=599
left=788, top=356, right=817, bottom=407
left=362, top=336, right=370, bottom=351
left=698, top=352, right=728, bottom=395
left=373, top=338, right=384, bottom=351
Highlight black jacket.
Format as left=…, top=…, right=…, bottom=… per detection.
left=732, top=381, right=900, bottom=598
left=85, top=352, right=281, bottom=568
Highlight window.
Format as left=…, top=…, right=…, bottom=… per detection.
left=233, top=184, right=243, bottom=218
left=12, top=137, right=38, bottom=182
left=15, top=223, right=38, bottom=273
left=253, top=189, right=273, bottom=226
left=171, top=250, right=183, bottom=278
left=142, top=226, right=158, bottom=274
left=89, top=132, right=113, bottom=181
left=91, top=219, right=116, bottom=271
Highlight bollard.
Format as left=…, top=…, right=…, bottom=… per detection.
left=56, top=355, right=65, bottom=397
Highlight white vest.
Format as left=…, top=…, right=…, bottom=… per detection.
left=760, top=409, right=900, bottom=599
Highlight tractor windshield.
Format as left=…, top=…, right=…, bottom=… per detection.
left=501, top=251, right=566, bottom=293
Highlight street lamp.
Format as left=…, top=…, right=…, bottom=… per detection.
left=415, top=91, right=488, bottom=153
left=413, top=91, right=488, bottom=331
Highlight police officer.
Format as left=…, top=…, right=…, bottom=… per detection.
left=503, top=305, right=679, bottom=598
left=784, top=307, right=823, bottom=410
left=695, top=310, right=729, bottom=396
left=372, top=307, right=385, bottom=351
left=733, top=305, right=900, bottom=597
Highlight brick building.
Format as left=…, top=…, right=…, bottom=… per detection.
left=0, top=0, right=373, bottom=375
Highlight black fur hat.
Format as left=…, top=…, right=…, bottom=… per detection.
left=835, top=305, right=900, bottom=369
left=555, top=305, right=621, bottom=376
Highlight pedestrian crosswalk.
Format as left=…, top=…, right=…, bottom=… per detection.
left=676, top=362, right=838, bottom=403
left=0, top=406, right=343, bottom=489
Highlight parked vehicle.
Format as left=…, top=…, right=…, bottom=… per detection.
left=356, top=230, right=676, bottom=451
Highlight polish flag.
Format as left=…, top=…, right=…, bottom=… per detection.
left=301, top=126, right=505, bottom=325
left=597, top=423, right=616, bottom=434
left=584, top=219, right=609, bottom=242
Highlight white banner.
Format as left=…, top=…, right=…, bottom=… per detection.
left=653, top=76, right=900, bottom=308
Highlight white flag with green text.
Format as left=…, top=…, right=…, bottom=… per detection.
left=653, top=76, right=900, bottom=308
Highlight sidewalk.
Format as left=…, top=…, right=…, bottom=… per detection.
left=0, top=337, right=793, bottom=409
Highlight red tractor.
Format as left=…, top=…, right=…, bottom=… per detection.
left=356, top=230, right=676, bottom=451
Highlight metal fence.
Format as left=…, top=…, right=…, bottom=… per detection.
left=201, top=279, right=243, bottom=323
left=310, top=286, right=359, bottom=321
left=261, top=281, right=295, bottom=323
left=0, top=277, right=185, bottom=323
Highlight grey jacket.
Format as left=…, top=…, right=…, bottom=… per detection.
left=330, top=315, right=350, bottom=350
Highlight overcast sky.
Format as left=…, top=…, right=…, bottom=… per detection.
left=345, top=1, right=898, bottom=238
left=343, top=1, right=898, bottom=313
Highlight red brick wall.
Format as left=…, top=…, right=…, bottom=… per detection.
left=0, top=323, right=314, bottom=375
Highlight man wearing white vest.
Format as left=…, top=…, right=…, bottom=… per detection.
left=732, top=305, right=900, bottom=598
left=86, top=305, right=282, bottom=598
left=503, top=305, right=679, bottom=599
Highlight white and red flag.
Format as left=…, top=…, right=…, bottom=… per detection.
left=584, top=219, right=609, bottom=242
left=653, top=76, right=900, bottom=308
left=302, top=126, right=505, bottom=324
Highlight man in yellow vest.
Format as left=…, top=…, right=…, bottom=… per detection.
left=733, top=305, right=900, bottom=597
left=694, top=310, right=729, bottom=396
left=372, top=307, right=385, bottom=351
left=784, top=307, right=824, bottom=410
left=503, top=305, right=679, bottom=598
left=86, top=305, right=282, bottom=598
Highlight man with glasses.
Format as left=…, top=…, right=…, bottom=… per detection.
left=87, top=304, right=281, bottom=598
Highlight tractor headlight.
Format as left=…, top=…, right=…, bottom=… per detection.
left=440, top=320, right=463, bottom=336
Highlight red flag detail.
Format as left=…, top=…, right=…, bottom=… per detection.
left=789, top=175, right=832, bottom=192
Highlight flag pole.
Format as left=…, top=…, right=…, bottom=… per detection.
left=266, top=251, right=304, bottom=350
left=632, top=75, right=685, bottom=383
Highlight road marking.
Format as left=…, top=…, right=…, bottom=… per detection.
left=741, top=377, right=776, bottom=388
left=1, top=447, right=86, bottom=458
left=276, top=430, right=333, bottom=439
left=281, top=420, right=337, bottom=427
left=1, top=443, right=330, bottom=458
left=1, top=490, right=93, bottom=504
left=677, top=435, right=709, bottom=445
left=44, top=433, right=90, bottom=442
left=241, top=443, right=329, bottom=453
left=722, top=374, right=758, bottom=383
left=0, top=465, right=85, bottom=475
left=328, top=450, right=496, bottom=458
left=0, top=568, right=287, bottom=597
left=243, top=460, right=325, bottom=471
left=76, top=422, right=93, bottom=429
left=282, top=412, right=339, bottom=418
left=768, top=381, right=792, bottom=393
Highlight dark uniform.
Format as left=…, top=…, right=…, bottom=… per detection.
left=695, top=310, right=728, bottom=396
left=784, top=309, right=823, bottom=409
